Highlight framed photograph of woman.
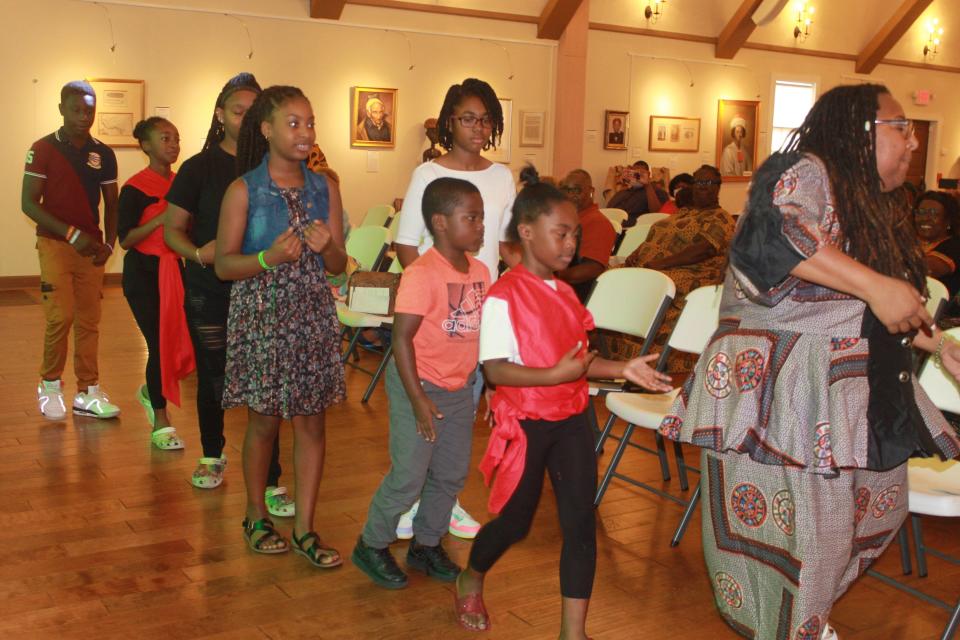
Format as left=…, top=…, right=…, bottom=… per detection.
left=716, top=99, right=760, bottom=181
left=351, top=87, right=397, bottom=149
left=604, top=110, right=628, bottom=150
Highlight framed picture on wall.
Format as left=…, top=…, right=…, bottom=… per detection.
left=519, top=110, right=545, bottom=147
left=648, top=115, right=700, bottom=152
left=716, top=99, right=760, bottom=181
left=351, top=86, right=397, bottom=149
left=604, top=110, right=628, bottom=150
left=87, top=78, right=144, bottom=148
left=481, top=98, right=512, bottom=164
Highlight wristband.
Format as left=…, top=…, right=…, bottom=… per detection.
left=64, top=225, right=76, bottom=241
left=195, top=247, right=206, bottom=268
left=258, top=250, right=275, bottom=271
left=68, top=229, right=82, bottom=245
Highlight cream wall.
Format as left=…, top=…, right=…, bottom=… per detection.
left=2, top=0, right=555, bottom=277
left=583, top=29, right=960, bottom=214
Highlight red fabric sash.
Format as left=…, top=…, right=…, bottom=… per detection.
left=125, top=168, right=195, bottom=406
left=478, top=264, right=594, bottom=513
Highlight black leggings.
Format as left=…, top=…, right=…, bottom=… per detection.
left=468, top=410, right=597, bottom=599
left=125, top=291, right=165, bottom=410
left=184, top=285, right=281, bottom=485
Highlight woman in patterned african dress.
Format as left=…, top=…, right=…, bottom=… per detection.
left=661, top=84, right=960, bottom=639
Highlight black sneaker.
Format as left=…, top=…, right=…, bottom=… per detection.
left=351, top=536, right=408, bottom=589
left=406, top=538, right=461, bottom=583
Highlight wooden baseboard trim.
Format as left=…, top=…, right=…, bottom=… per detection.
left=0, top=273, right=122, bottom=291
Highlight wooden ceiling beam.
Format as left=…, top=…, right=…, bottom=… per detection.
left=715, top=0, right=765, bottom=59
left=310, top=0, right=347, bottom=20
left=537, top=0, right=584, bottom=40
left=856, top=0, right=933, bottom=74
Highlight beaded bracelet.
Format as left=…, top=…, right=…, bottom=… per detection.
left=257, top=250, right=275, bottom=271
left=934, top=334, right=948, bottom=369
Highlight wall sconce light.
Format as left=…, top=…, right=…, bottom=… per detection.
left=793, top=3, right=814, bottom=42
left=923, top=18, right=944, bottom=59
left=644, top=0, right=666, bottom=23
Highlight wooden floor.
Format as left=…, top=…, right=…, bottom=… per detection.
left=1, top=287, right=958, bottom=640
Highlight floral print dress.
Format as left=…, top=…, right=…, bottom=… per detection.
left=223, top=188, right=345, bottom=418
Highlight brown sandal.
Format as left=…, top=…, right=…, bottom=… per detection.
left=292, top=530, right=342, bottom=568
left=242, top=517, right=288, bottom=554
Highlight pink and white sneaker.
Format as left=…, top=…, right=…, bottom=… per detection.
left=449, top=500, right=481, bottom=539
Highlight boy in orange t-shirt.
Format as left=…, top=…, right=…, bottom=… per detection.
left=352, top=177, right=490, bottom=589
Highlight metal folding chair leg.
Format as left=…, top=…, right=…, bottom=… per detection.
left=361, top=343, right=393, bottom=403
left=670, top=483, right=701, bottom=547
left=913, top=514, right=928, bottom=577
left=341, top=328, right=362, bottom=363
left=595, top=414, right=616, bottom=454
left=673, top=440, right=689, bottom=491
left=897, top=525, right=912, bottom=576
left=943, top=600, right=960, bottom=640
left=654, top=431, right=671, bottom=481
left=595, top=423, right=636, bottom=506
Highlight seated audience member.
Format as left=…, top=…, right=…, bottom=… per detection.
left=556, top=169, right=617, bottom=302
left=659, top=172, right=694, bottom=214
left=914, top=190, right=960, bottom=303
left=606, top=160, right=668, bottom=227
left=608, top=165, right=735, bottom=372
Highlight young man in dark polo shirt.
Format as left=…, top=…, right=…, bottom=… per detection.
left=22, top=80, right=120, bottom=420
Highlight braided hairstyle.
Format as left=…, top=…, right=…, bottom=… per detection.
left=201, top=72, right=262, bottom=153
left=783, top=83, right=926, bottom=289
left=507, top=165, right=569, bottom=242
left=437, top=78, right=504, bottom=152
left=132, top=117, right=170, bottom=154
left=236, top=85, right=307, bottom=175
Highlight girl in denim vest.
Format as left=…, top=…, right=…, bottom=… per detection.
left=215, top=85, right=347, bottom=568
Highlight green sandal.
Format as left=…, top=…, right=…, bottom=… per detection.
left=292, top=530, right=342, bottom=568
left=242, top=517, right=289, bottom=555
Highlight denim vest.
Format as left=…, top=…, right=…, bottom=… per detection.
left=240, top=155, right=330, bottom=269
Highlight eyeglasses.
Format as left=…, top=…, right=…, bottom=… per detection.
left=693, top=179, right=722, bottom=187
left=914, top=206, right=941, bottom=218
left=559, top=185, right=588, bottom=195
left=451, top=114, right=494, bottom=129
left=873, top=118, right=915, bottom=140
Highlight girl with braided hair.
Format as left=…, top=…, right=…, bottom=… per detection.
left=215, top=86, right=347, bottom=567
left=660, top=84, right=960, bottom=639
left=164, top=75, right=293, bottom=515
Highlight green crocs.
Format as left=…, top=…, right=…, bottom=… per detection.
left=191, top=456, right=226, bottom=489
left=265, top=486, right=295, bottom=517
left=151, top=426, right=184, bottom=451
left=138, top=385, right=155, bottom=427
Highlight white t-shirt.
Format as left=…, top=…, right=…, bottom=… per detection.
left=478, top=280, right=559, bottom=366
left=395, top=161, right=516, bottom=281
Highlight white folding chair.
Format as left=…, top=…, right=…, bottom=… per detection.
left=633, top=212, right=669, bottom=227
left=927, top=276, right=950, bottom=323
left=345, top=226, right=390, bottom=272
left=600, top=207, right=628, bottom=230
left=614, top=223, right=652, bottom=259
left=360, top=204, right=395, bottom=229
left=594, top=285, right=723, bottom=547
left=338, top=257, right=404, bottom=402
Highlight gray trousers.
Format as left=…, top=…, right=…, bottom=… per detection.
left=361, top=359, right=477, bottom=548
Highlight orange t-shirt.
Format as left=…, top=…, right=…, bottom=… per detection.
left=394, top=248, right=491, bottom=390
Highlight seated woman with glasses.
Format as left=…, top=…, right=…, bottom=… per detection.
left=914, top=190, right=960, bottom=303
left=607, top=164, right=735, bottom=372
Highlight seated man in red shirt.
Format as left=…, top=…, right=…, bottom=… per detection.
left=556, top=169, right=617, bottom=302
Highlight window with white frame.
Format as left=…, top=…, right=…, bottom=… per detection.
left=771, top=80, right=817, bottom=153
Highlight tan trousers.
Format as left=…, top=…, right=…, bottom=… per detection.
left=37, top=237, right=104, bottom=388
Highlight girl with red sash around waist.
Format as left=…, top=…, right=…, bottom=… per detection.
left=119, top=117, right=194, bottom=450
left=454, top=166, right=673, bottom=638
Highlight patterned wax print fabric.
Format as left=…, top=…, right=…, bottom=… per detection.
left=223, top=188, right=345, bottom=418
left=606, top=204, right=735, bottom=373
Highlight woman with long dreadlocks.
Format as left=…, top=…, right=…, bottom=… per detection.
left=163, top=74, right=292, bottom=517
left=216, top=86, right=346, bottom=565
left=660, top=84, right=960, bottom=639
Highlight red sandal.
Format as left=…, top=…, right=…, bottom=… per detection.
left=453, top=588, right=490, bottom=632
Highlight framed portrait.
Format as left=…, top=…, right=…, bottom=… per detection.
left=86, top=78, right=145, bottom=148
left=351, top=86, right=397, bottom=149
left=604, top=110, right=628, bottom=150
left=519, top=110, right=545, bottom=147
left=481, top=98, right=513, bottom=164
left=716, top=99, right=760, bottom=181
left=648, top=115, right=700, bottom=153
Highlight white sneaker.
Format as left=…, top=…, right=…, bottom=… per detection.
left=449, top=500, right=481, bottom=539
left=821, top=623, right=839, bottom=640
left=73, top=385, right=120, bottom=419
left=396, top=500, right=419, bottom=540
left=37, top=379, right=67, bottom=420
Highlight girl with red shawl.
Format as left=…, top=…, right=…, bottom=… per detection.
left=454, top=166, right=673, bottom=638
left=119, top=117, right=194, bottom=449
